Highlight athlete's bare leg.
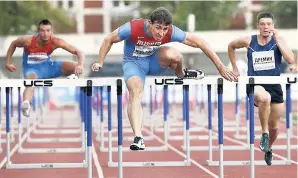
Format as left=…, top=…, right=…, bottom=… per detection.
left=61, top=61, right=78, bottom=76
left=268, top=103, right=284, bottom=150
left=22, top=73, right=37, bottom=117
left=254, top=86, right=271, bottom=134
left=126, top=76, right=144, bottom=137
left=254, top=85, right=271, bottom=152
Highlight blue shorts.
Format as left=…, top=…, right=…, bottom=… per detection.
left=23, top=60, right=63, bottom=79
left=122, top=51, right=167, bottom=85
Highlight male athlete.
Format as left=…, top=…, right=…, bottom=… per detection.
left=228, top=12, right=296, bottom=165
left=92, top=7, right=238, bottom=151
left=5, top=19, right=84, bottom=117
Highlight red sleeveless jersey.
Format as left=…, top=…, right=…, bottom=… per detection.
left=24, top=34, right=54, bottom=64
left=129, top=19, right=172, bottom=57
left=27, top=35, right=54, bottom=55
left=130, top=18, right=173, bottom=46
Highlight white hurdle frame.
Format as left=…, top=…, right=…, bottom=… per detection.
left=95, top=86, right=157, bottom=153
left=0, top=75, right=296, bottom=178
left=113, top=81, right=192, bottom=178
left=15, top=88, right=85, bottom=154
left=2, top=82, right=95, bottom=178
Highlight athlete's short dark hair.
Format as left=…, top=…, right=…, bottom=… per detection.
left=257, top=12, right=274, bottom=22
left=149, top=7, right=172, bottom=25
left=38, top=19, right=52, bottom=28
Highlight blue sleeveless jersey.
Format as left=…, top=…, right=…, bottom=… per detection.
left=247, top=35, right=282, bottom=76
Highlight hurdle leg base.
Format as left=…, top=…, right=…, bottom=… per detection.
left=100, top=145, right=168, bottom=152
left=18, top=147, right=84, bottom=153
left=182, top=145, right=249, bottom=151
left=108, top=160, right=190, bottom=167
left=6, top=162, right=87, bottom=169
left=206, top=160, right=291, bottom=166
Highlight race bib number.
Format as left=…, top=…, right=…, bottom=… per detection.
left=132, top=46, right=158, bottom=57
left=27, top=53, right=48, bottom=64
left=252, top=51, right=275, bottom=71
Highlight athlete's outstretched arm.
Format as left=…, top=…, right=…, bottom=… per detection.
left=54, top=38, right=84, bottom=65
left=182, top=32, right=238, bottom=81
left=5, top=36, right=30, bottom=72
left=228, top=36, right=251, bottom=69
left=97, top=29, right=123, bottom=65
left=273, top=35, right=295, bottom=64
left=6, top=36, right=28, bottom=64
left=182, top=32, right=225, bottom=69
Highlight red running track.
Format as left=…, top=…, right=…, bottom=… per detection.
left=0, top=102, right=297, bottom=178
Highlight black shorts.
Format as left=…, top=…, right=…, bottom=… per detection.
left=246, top=84, right=284, bottom=106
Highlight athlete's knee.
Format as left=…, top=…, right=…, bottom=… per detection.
left=127, top=77, right=144, bottom=100
left=61, top=61, right=76, bottom=75
left=255, top=90, right=271, bottom=105
left=26, top=73, right=38, bottom=79
left=158, top=46, right=182, bottom=63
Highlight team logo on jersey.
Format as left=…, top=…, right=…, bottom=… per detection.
left=27, top=52, right=49, bottom=64
left=136, top=40, right=162, bottom=46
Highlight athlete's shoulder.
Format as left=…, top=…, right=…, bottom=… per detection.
left=51, top=35, right=66, bottom=48
left=51, top=34, right=58, bottom=43
left=15, top=35, right=33, bottom=48
left=170, top=24, right=186, bottom=43
left=237, top=35, right=252, bottom=47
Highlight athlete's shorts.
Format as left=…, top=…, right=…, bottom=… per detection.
left=246, top=84, right=284, bottom=106
left=122, top=50, right=167, bottom=85
left=23, top=60, right=63, bottom=79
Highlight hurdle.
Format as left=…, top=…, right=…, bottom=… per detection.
left=14, top=87, right=84, bottom=154
left=228, top=83, right=297, bottom=150
left=30, top=87, right=82, bottom=133
left=233, top=83, right=296, bottom=141
left=208, top=76, right=297, bottom=178
left=181, top=84, right=249, bottom=154
left=110, top=79, right=191, bottom=178
left=96, top=85, right=158, bottom=153
left=0, top=87, right=17, bottom=144
left=153, top=85, right=213, bottom=142
left=31, top=88, right=81, bottom=135
left=211, top=83, right=261, bottom=132
left=94, top=85, right=155, bottom=139
left=2, top=80, right=94, bottom=178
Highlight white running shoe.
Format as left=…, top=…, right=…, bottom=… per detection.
left=130, top=136, right=145, bottom=151
left=183, top=68, right=205, bottom=80
left=66, top=74, right=78, bottom=79
left=21, top=100, right=31, bottom=117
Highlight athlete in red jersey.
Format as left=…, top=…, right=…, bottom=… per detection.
left=92, top=7, right=238, bottom=150
left=5, top=19, right=84, bottom=117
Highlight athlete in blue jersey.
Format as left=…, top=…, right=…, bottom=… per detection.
left=92, top=7, right=237, bottom=151
left=228, top=12, right=296, bottom=165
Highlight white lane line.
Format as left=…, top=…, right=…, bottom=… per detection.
left=92, top=142, right=104, bottom=178
left=143, top=128, right=219, bottom=178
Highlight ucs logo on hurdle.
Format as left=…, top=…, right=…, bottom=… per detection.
left=23, top=80, right=53, bottom=87
left=154, top=78, right=184, bottom=85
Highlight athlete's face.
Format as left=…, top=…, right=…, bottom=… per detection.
left=150, top=22, right=170, bottom=41
left=257, top=18, right=274, bottom=38
left=38, top=24, right=52, bottom=42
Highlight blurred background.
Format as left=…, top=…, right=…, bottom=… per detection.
left=0, top=0, right=297, bottom=79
